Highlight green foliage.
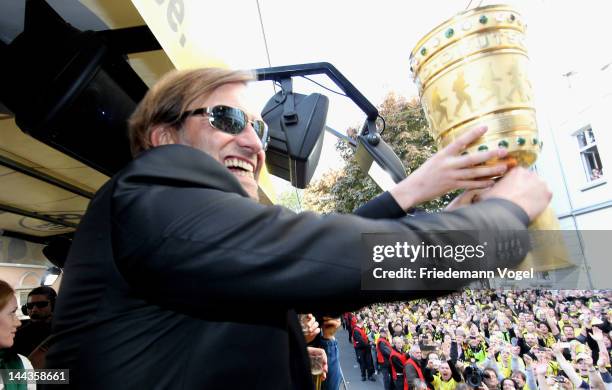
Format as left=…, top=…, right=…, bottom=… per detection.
left=304, top=93, right=457, bottom=213
left=276, top=188, right=304, bottom=213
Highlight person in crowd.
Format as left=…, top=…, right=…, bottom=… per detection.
left=483, top=367, right=500, bottom=389
left=391, top=322, right=406, bottom=339
left=13, top=286, right=56, bottom=357
left=501, top=377, right=519, bottom=390
left=377, top=328, right=394, bottom=390
left=465, top=334, right=488, bottom=363
left=391, top=337, right=408, bottom=390
left=354, top=318, right=376, bottom=381
left=348, top=312, right=356, bottom=344
left=414, top=379, right=430, bottom=390
left=309, top=315, right=343, bottom=390
left=299, top=313, right=334, bottom=384
left=370, top=322, right=381, bottom=376
left=510, top=370, right=530, bottom=390
left=454, top=329, right=467, bottom=362
left=424, top=354, right=462, bottom=390
left=0, top=280, right=35, bottom=390
left=406, top=344, right=426, bottom=389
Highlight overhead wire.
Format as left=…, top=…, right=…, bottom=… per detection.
left=255, top=0, right=276, bottom=93
left=301, top=76, right=348, bottom=97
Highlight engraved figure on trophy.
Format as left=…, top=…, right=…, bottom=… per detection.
left=480, top=62, right=504, bottom=105
left=453, top=70, right=474, bottom=116
left=506, top=61, right=527, bottom=102
left=421, top=100, right=435, bottom=130
left=431, top=87, right=450, bottom=126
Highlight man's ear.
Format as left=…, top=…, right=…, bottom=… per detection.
left=150, top=125, right=178, bottom=147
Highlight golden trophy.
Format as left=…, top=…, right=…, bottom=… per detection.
left=410, top=4, right=571, bottom=272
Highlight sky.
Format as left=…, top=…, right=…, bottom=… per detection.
left=169, top=0, right=612, bottom=193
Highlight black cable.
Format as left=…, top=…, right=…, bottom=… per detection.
left=300, top=76, right=387, bottom=137
left=294, top=187, right=302, bottom=211
left=255, top=0, right=276, bottom=93
left=256, top=0, right=272, bottom=67
left=301, top=76, right=348, bottom=97
left=275, top=75, right=387, bottom=139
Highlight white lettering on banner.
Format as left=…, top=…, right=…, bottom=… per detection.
left=155, top=0, right=186, bottom=47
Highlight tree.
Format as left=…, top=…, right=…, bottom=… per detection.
left=303, top=92, right=456, bottom=213
left=276, top=187, right=304, bottom=213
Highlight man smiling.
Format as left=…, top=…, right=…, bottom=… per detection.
left=151, top=82, right=266, bottom=199
left=45, top=68, right=550, bottom=389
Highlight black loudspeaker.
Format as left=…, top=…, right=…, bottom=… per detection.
left=1, top=0, right=147, bottom=176
left=261, top=91, right=328, bottom=188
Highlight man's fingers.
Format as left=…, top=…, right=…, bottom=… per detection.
left=453, top=148, right=508, bottom=167
left=456, top=164, right=507, bottom=180
left=307, top=317, right=318, bottom=329
left=443, top=126, right=488, bottom=155
left=458, top=180, right=496, bottom=190
left=309, top=322, right=320, bottom=334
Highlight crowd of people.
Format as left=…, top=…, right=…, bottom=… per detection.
left=2, top=282, right=611, bottom=390
left=344, top=289, right=612, bottom=390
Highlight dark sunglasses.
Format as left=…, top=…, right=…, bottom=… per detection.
left=26, top=301, right=49, bottom=310
left=177, top=105, right=269, bottom=150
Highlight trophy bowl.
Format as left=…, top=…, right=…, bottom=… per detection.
left=410, top=4, right=541, bottom=167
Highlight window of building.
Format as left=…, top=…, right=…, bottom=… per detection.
left=16, top=289, right=30, bottom=319
left=575, top=126, right=603, bottom=182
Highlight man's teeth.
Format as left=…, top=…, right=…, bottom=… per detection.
left=233, top=170, right=254, bottom=178
left=224, top=158, right=254, bottom=172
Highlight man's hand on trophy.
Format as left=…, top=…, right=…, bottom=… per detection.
left=389, top=126, right=508, bottom=210
left=444, top=189, right=483, bottom=211
left=478, top=167, right=552, bottom=222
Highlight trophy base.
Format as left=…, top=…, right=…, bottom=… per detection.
left=516, top=206, right=574, bottom=272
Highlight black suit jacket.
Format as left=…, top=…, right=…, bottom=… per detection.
left=44, top=145, right=529, bottom=389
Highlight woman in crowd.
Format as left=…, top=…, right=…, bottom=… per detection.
left=0, top=279, right=35, bottom=390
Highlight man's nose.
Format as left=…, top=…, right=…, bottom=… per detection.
left=235, top=124, right=263, bottom=152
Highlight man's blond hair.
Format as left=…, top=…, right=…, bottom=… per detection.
left=128, top=68, right=254, bottom=157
